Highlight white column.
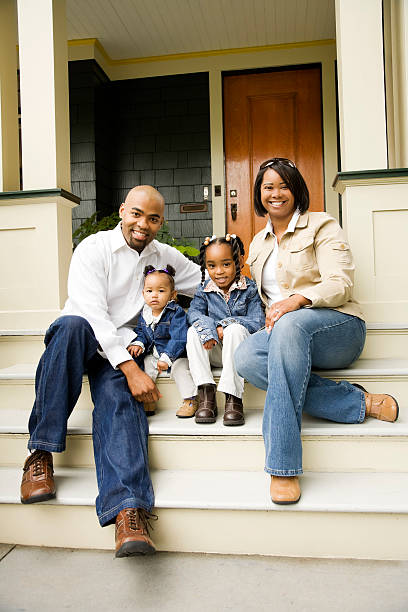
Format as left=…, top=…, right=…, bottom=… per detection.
left=335, top=0, right=388, bottom=170
left=17, top=0, right=71, bottom=190
left=209, top=70, right=226, bottom=236
left=0, top=0, right=20, bottom=191
left=384, top=0, right=408, bottom=168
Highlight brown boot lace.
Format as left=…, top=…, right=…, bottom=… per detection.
left=25, top=450, right=51, bottom=476
left=126, top=508, right=158, bottom=536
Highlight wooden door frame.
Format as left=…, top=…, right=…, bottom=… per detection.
left=222, top=64, right=326, bottom=261
left=208, top=55, right=339, bottom=238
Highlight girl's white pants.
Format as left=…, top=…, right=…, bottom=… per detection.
left=186, top=323, right=249, bottom=398
left=144, top=354, right=196, bottom=399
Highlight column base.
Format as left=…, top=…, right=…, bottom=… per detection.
left=0, top=189, right=79, bottom=330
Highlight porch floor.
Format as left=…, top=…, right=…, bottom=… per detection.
left=1, top=543, right=407, bottom=611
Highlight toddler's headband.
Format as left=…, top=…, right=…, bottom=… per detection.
left=144, top=267, right=173, bottom=277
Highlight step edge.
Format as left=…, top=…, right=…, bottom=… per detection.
left=2, top=468, right=408, bottom=513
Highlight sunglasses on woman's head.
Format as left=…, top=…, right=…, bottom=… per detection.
left=260, top=158, right=296, bottom=170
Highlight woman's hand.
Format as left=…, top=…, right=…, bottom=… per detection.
left=265, top=294, right=311, bottom=332
left=216, top=326, right=224, bottom=342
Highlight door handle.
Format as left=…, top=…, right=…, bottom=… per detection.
left=231, top=202, right=237, bottom=221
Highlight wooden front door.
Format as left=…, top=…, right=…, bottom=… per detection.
left=223, top=66, right=324, bottom=261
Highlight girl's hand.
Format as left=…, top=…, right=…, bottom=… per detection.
left=157, top=360, right=169, bottom=372
left=265, top=294, right=311, bottom=332
left=203, top=338, right=217, bottom=350
left=128, top=344, right=143, bottom=357
left=216, top=326, right=224, bottom=341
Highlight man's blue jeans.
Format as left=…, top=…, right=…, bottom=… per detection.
left=28, top=316, right=154, bottom=526
left=234, top=308, right=367, bottom=476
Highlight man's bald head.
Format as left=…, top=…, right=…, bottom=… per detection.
left=124, top=185, right=164, bottom=213
left=119, top=185, right=165, bottom=252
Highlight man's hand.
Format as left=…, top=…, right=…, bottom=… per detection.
left=157, top=360, right=169, bottom=372
left=216, top=326, right=224, bottom=342
left=127, top=344, right=143, bottom=358
left=119, top=359, right=161, bottom=403
left=265, top=294, right=312, bottom=332
left=203, top=338, right=217, bottom=350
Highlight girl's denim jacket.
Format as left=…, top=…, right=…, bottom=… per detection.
left=133, top=301, right=188, bottom=363
left=187, top=277, right=265, bottom=344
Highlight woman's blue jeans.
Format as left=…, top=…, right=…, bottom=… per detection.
left=28, top=316, right=154, bottom=526
left=234, top=308, right=367, bottom=476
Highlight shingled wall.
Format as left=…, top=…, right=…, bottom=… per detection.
left=69, top=63, right=212, bottom=248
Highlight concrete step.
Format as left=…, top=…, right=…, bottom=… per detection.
left=0, top=323, right=407, bottom=367
left=1, top=409, right=407, bottom=472
left=1, top=466, right=408, bottom=559
left=1, top=358, right=407, bottom=411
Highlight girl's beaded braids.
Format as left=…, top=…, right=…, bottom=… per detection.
left=199, top=234, right=245, bottom=285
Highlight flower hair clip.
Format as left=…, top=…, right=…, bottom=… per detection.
left=203, top=235, right=216, bottom=246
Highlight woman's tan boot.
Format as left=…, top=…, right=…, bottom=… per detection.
left=364, top=393, right=399, bottom=422
left=270, top=476, right=301, bottom=505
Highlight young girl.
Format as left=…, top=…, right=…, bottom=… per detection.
left=187, top=234, right=264, bottom=426
left=128, top=265, right=198, bottom=418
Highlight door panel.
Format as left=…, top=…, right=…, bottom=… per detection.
left=224, top=67, right=324, bottom=261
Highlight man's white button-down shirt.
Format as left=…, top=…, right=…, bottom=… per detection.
left=62, top=223, right=201, bottom=369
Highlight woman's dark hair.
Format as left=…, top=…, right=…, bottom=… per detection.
left=199, top=235, right=244, bottom=286
left=143, top=264, right=176, bottom=290
left=253, top=158, right=309, bottom=217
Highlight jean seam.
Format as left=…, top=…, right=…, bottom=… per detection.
left=297, top=328, right=312, bottom=414
left=134, top=401, right=155, bottom=505
left=98, top=497, right=152, bottom=524
left=28, top=440, right=65, bottom=452
left=358, top=394, right=366, bottom=423
left=264, top=467, right=303, bottom=476
left=92, top=423, right=104, bottom=490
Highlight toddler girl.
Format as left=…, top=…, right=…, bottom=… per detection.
left=128, top=265, right=198, bottom=418
left=187, top=234, right=264, bottom=425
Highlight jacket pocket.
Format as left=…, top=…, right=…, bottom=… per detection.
left=155, top=321, right=171, bottom=339
left=289, top=237, right=315, bottom=270
left=331, top=240, right=352, bottom=264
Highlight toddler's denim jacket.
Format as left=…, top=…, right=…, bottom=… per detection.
left=187, top=277, right=265, bottom=345
left=133, top=301, right=188, bottom=363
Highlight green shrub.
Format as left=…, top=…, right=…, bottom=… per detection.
left=72, top=212, right=200, bottom=258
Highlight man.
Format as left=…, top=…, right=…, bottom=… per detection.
left=20, top=186, right=201, bottom=557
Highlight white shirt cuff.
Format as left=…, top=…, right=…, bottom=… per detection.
left=159, top=353, right=173, bottom=367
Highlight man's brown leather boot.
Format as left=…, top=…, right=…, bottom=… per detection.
left=20, top=449, right=56, bottom=504
left=115, top=508, right=157, bottom=557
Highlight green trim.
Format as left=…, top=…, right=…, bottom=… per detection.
left=0, top=188, right=80, bottom=204
left=333, top=168, right=408, bottom=188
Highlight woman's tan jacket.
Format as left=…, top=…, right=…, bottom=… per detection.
left=246, top=211, right=365, bottom=320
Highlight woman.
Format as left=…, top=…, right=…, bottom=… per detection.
left=234, top=158, right=399, bottom=504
